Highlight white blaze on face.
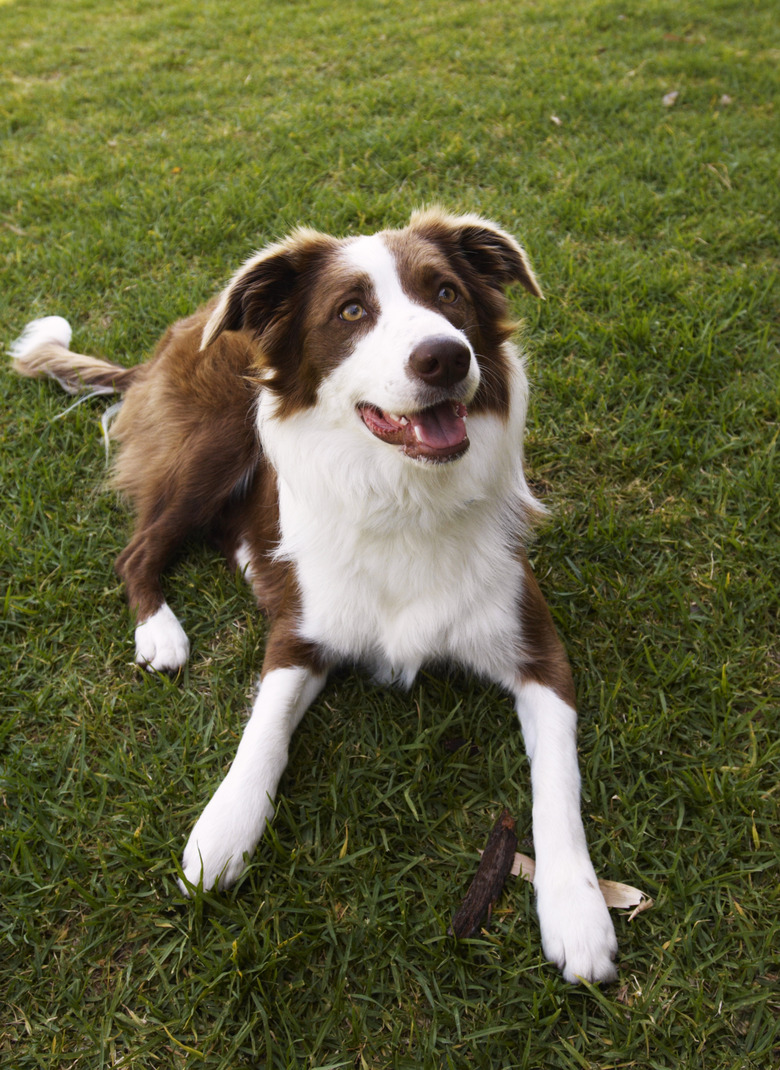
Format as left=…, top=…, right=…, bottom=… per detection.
left=326, top=233, right=480, bottom=421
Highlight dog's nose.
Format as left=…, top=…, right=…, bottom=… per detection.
left=408, top=336, right=472, bottom=388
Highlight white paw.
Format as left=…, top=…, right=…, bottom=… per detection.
left=135, top=603, right=190, bottom=672
left=178, top=775, right=274, bottom=894
left=536, top=866, right=618, bottom=984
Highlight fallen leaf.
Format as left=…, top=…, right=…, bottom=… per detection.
left=550, top=115, right=563, bottom=126
left=662, top=90, right=679, bottom=107
left=719, top=94, right=733, bottom=106
left=598, top=878, right=648, bottom=910
left=501, top=851, right=652, bottom=915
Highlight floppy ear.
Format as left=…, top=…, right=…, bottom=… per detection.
left=201, top=228, right=338, bottom=350
left=407, top=208, right=543, bottom=298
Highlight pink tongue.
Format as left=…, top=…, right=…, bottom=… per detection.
left=408, top=401, right=466, bottom=449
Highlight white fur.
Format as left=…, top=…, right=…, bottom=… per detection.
left=135, top=602, right=190, bottom=672
left=267, top=409, right=527, bottom=685
left=336, top=235, right=481, bottom=416
left=180, top=666, right=326, bottom=892
left=234, top=539, right=255, bottom=582
left=515, top=682, right=618, bottom=983
left=9, top=316, right=72, bottom=361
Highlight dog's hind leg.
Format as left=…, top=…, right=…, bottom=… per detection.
left=114, top=452, right=263, bottom=673
left=105, top=331, right=260, bottom=674
left=9, top=317, right=186, bottom=669
left=115, top=502, right=195, bottom=673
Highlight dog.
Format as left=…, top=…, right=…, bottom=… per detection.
left=11, top=208, right=618, bottom=983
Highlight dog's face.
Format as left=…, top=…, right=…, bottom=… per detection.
left=202, top=209, right=542, bottom=464
left=316, top=233, right=480, bottom=463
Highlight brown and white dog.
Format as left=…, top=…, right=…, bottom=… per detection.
left=11, top=209, right=617, bottom=982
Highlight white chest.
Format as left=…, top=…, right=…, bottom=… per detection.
left=280, top=488, right=524, bottom=686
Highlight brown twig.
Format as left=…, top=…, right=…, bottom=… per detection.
left=449, top=809, right=518, bottom=938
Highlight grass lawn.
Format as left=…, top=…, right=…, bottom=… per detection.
left=1, top=0, right=778, bottom=1066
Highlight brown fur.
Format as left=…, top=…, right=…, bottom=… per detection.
left=199, top=232, right=346, bottom=420
left=517, top=551, right=577, bottom=708
left=108, top=306, right=265, bottom=622
left=385, top=212, right=541, bottom=418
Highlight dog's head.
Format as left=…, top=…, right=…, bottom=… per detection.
left=202, top=209, right=542, bottom=464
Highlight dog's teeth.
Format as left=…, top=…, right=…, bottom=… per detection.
left=414, top=425, right=424, bottom=442
left=399, top=416, right=409, bottom=426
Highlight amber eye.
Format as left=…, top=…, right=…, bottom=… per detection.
left=340, top=302, right=366, bottom=322
left=438, top=285, right=458, bottom=304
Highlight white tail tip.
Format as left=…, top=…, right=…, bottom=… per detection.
left=9, top=316, right=73, bottom=362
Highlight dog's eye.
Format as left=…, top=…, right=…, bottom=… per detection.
left=438, top=285, right=458, bottom=305
left=340, top=302, right=366, bottom=322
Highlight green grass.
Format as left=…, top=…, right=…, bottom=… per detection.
left=1, top=0, right=778, bottom=1066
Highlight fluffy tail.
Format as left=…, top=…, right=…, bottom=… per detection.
left=9, top=317, right=140, bottom=396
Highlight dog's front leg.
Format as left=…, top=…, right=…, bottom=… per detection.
left=511, top=552, right=617, bottom=982
left=179, top=662, right=327, bottom=893
left=514, top=679, right=618, bottom=983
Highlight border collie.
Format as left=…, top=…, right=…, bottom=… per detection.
left=11, top=209, right=617, bottom=982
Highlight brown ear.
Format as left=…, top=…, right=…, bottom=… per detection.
left=201, top=228, right=339, bottom=350
left=407, top=208, right=543, bottom=298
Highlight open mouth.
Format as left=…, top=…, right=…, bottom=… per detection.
left=357, top=400, right=469, bottom=462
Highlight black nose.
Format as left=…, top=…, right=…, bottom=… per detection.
left=408, top=336, right=472, bottom=388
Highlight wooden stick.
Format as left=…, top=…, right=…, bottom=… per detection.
left=449, top=809, right=518, bottom=938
